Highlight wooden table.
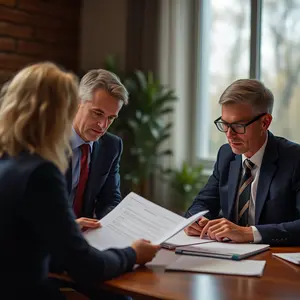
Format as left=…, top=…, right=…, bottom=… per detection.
left=51, top=247, right=300, bottom=300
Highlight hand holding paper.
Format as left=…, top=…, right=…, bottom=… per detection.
left=131, top=239, right=161, bottom=265
left=83, top=192, right=208, bottom=251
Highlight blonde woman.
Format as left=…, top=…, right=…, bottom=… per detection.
left=0, top=62, right=159, bottom=299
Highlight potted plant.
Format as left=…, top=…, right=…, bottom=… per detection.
left=104, top=56, right=177, bottom=199
left=169, top=161, right=208, bottom=215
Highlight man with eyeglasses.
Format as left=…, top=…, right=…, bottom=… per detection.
left=185, top=79, right=300, bottom=246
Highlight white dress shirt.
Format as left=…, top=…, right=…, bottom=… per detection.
left=239, top=135, right=268, bottom=243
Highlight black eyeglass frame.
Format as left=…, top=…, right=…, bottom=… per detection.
left=214, top=113, right=267, bottom=134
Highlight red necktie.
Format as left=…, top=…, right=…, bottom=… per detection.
left=73, top=143, right=90, bottom=217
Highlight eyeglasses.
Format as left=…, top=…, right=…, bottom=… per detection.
left=214, top=113, right=267, bottom=134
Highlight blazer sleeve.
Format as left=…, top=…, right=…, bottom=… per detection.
left=95, top=137, right=122, bottom=219
left=185, top=148, right=222, bottom=219
left=22, top=162, right=136, bottom=284
left=255, top=161, right=300, bottom=246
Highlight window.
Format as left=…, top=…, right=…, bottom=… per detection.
left=196, top=0, right=300, bottom=162
left=261, top=0, right=300, bottom=141
left=197, top=0, right=250, bottom=161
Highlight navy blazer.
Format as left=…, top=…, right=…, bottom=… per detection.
left=66, top=132, right=122, bottom=219
left=0, top=152, right=136, bottom=298
left=186, top=132, right=300, bottom=246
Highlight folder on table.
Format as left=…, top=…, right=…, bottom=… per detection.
left=175, top=242, right=270, bottom=260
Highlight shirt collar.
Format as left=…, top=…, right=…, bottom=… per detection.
left=242, top=134, right=268, bottom=168
left=71, top=127, right=94, bottom=152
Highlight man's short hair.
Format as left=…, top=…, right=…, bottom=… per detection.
left=79, top=69, right=128, bottom=105
left=219, top=79, right=274, bottom=114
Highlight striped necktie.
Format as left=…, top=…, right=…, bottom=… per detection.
left=238, top=159, right=255, bottom=226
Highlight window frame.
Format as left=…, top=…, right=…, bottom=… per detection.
left=195, top=0, right=263, bottom=168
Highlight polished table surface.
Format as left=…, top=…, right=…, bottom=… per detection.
left=51, top=247, right=300, bottom=300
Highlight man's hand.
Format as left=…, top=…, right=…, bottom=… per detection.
left=76, top=217, right=101, bottom=230
left=131, top=239, right=160, bottom=265
left=184, top=217, right=209, bottom=236
left=200, top=218, right=254, bottom=243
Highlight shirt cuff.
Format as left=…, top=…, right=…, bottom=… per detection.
left=251, top=226, right=262, bottom=243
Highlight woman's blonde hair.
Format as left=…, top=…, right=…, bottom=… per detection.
left=0, top=62, right=79, bottom=173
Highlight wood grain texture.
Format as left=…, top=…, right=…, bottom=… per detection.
left=50, top=247, right=300, bottom=300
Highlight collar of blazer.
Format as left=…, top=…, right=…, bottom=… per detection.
left=66, top=137, right=104, bottom=194
left=227, top=131, right=279, bottom=224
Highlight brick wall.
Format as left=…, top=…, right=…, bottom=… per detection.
left=0, top=0, right=81, bottom=85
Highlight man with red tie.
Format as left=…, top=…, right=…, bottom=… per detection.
left=68, top=68, right=128, bottom=229
left=185, top=79, right=300, bottom=246
left=51, top=69, right=132, bottom=299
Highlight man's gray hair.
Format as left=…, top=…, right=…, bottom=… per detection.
left=219, top=79, right=274, bottom=114
left=79, top=69, right=128, bottom=105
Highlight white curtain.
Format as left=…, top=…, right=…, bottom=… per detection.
left=155, top=0, right=199, bottom=206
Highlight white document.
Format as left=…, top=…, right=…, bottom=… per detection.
left=166, top=255, right=266, bottom=277
left=145, top=249, right=180, bottom=267
left=83, top=192, right=208, bottom=251
left=162, top=230, right=213, bottom=250
left=273, top=253, right=300, bottom=265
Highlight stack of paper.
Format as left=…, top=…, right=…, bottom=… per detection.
left=273, top=253, right=300, bottom=265
left=166, top=255, right=266, bottom=277
left=175, top=242, right=270, bottom=260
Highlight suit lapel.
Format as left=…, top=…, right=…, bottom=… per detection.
left=89, top=138, right=104, bottom=179
left=255, top=132, right=278, bottom=224
left=228, top=155, right=242, bottom=221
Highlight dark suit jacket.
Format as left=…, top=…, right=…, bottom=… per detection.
left=186, top=132, right=300, bottom=246
left=0, top=152, right=136, bottom=298
left=66, top=132, right=122, bottom=219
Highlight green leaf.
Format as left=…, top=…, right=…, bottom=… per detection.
left=158, top=107, right=174, bottom=115
left=135, top=70, right=147, bottom=90
left=157, top=149, right=173, bottom=156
